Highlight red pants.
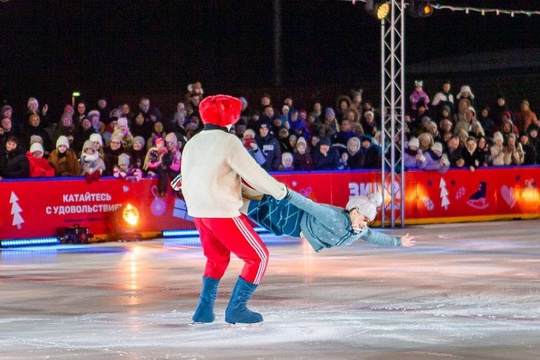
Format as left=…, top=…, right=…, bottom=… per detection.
left=193, top=216, right=269, bottom=284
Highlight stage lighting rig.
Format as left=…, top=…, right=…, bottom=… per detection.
left=408, top=0, right=433, bottom=18
left=365, top=0, right=390, bottom=21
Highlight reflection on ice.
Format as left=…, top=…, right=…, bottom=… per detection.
left=1, top=220, right=540, bottom=359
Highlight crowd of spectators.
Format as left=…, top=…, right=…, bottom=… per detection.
left=1, top=80, right=539, bottom=194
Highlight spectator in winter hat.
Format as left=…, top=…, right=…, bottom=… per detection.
left=360, top=135, right=381, bottom=169
left=80, top=140, right=106, bottom=182
left=47, top=136, right=80, bottom=176
left=113, top=153, right=143, bottom=182
left=143, top=136, right=166, bottom=176
left=319, top=108, right=339, bottom=138
left=456, top=85, right=475, bottom=101
left=113, top=117, right=134, bottom=150
left=63, top=104, right=74, bottom=116
left=514, top=100, right=537, bottom=134
left=403, top=137, right=425, bottom=170
left=73, top=116, right=96, bottom=155
left=490, top=131, right=505, bottom=166
left=87, top=109, right=105, bottom=134
left=325, top=107, right=335, bottom=118
left=409, top=80, right=430, bottom=112
left=89, top=133, right=105, bottom=158
left=130, top=136, right=147, bottom=170
left=312, top=136, right=340, bottom=171
left=503, top=133, right=524, bottom=166
left=279, top=152, right=294, bottom=171
left=27, top=142, right=55, bottom=177
left=421, top=142, right=450, bottom=173
left=30, top=135, right=43, bottom=146
left=293, top=136, right=313, bottom=171
left=155, top=132, right=182, bottom=197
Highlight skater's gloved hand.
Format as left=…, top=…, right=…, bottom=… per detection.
left=401, top=233, right=416, bottom=247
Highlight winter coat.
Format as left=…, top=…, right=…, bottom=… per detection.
left=361, top=144, right=381, bottom=169
left=103, top=146, right=125, bottom=176
left=79, top=152, right=106, bottom=175
left=256, top=133, right=282, bottom=172
left=403, top=148, right=425, bottom=170
left=312, top=146, right=340, bottom=171
left=522, top=143, right=537, bottom=165
left=113, top=166, right=143, bottom=181
left=420, top=150, right=449, bottom=174
left=293, top=152, right=313, bottom=171
left=48, top=149, right=81, bottom=176
left=462, top=148, right=481, bottom=170
left=503, top=144, right=524, bottom=166
left=0, top=148, right=29, bottom=178
left=143, top=146, right=165, bottom=173
left=490, top=144, right=505, bottom=166
left=26, top=151, right=55, bottom=177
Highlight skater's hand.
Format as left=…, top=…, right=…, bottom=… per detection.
left=401, top=233, right=416, bottom=247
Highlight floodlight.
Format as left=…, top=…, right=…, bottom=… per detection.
left=365, top=0, right=390, bottom=21
left=408, top=0, right=433, bottom=18
left=113, top=203, right=142, bottom=241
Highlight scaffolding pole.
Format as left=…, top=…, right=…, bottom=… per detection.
left=380, top=0, right=406, bottom=228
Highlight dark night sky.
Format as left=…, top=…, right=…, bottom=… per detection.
left=0, top=0, right=539, bottom=110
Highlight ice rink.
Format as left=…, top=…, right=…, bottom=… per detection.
left=1, top=220, right=540, bottom=360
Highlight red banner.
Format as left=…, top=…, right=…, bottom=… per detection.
left=1, top=167, right=539, bottom=240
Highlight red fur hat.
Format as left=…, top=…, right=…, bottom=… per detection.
left=199, top=95, right=242, bottom=127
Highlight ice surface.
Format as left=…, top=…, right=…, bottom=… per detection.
left=1, top=220, right=540, bottom=359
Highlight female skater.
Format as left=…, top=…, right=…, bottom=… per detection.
left=240, top=187, right=415, bottom=252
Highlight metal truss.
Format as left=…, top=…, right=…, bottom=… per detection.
left=380, top=0, right=406, bottom=228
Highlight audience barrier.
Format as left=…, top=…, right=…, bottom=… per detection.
left=1, top=167, right=539, bottom=241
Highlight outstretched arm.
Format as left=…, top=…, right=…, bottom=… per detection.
left=361, top=228, right=415, bottom=247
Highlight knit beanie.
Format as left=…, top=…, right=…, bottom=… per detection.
left=199, top=95, right=242, bottom=127
left=30, top=135, right=43, bottom=145
left=296, top=136, right=307, bottom=148
left=408, top=137, right=419, bottom=149
left=165, top=132, right=178, bottom=147
left=83, top=140, right=95, bottom=152
left=87, top=110, right=101, bottom=119
left=282, top=152, right=293, bottom=163
left=30, top=142, right=44, bottom=154
left=243, top=129, right=256, bottom=139
left=431, top=142, right=443, bottom=153
left=346, top=193, right=383, bottom=222
left=319, top=136, right=332, bottom=146
left=89, top=133, right=103, bottom=146
left=117, top=117, right=128, bottom=128
left=133, top=136, right=145, bottom=147
left=27, top=97, right=39, bottom=108
left=118, top=153, right=130, bottom=166
left=64, top=104, right=74, bottom=114
left=56, top=135, right=70, bottom=149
